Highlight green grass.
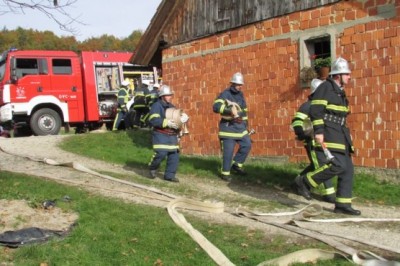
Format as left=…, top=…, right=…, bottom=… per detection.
left=60, top=130, right=400, bottom=206
left=1, top=130, right=400, bottom=265
left=0, top=171, right=352, bottom=266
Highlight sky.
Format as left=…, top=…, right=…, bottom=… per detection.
left=1, top=0, right=162, bottom=41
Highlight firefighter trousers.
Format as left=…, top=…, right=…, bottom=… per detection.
left=112, top=110, right=127, bottom=131
left=220, top=135, right=251, bottom=175
left=133, top=107, right=149, bottom=127
left=149, top=150, right=179, bottom=180
left=301, top=140, right=335, bottom=197
left=304, top=149, right=354, bottom=207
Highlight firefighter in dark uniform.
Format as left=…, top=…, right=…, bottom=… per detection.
left=213, top=72, right=252, bottom=182
left=292, top=78, right=335, bottom=203
left=132, top=80, right=150, bottom=128
left=148, top=85, right=189, bottom=182
left=295, top=57, right=361, bottom=215
left=112, top=80, right=131, bottom=131
left=142, top=83, right=161, bottom=125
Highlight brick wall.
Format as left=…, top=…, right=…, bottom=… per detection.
left=161, top=0, right=400, bottom=169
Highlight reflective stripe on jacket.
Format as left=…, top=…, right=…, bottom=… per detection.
left=212, top=86, right=248, bottom=139
left=310, top=78, right=354, bottom=153
left=148, top=100, right=179, bottom=151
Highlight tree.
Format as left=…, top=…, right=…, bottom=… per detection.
left=0, top=0, right=83, bottom=34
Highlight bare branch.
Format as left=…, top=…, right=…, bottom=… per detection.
left=0, top=0, right=86, bottom=35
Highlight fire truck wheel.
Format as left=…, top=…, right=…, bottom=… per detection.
left=30, top=108, right=62, bottom=136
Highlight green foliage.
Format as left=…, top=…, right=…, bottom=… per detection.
left=314, top=57, right=331, bottom=70
left=0, top=27, right=143, bottom=52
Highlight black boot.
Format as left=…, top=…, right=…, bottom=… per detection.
left=334, top=206, right=361, bottom=216
left=294, top=175, right=312, bottom=200
left=231, top=164, right=247, bottom=176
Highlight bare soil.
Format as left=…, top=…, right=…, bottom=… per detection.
left=0, top=134, right=399, bottom=259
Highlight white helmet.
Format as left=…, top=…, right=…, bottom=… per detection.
left=230, top=72, right=244, bottom=85
left=142, top=80, right=151, bottom=86
left=158, top=85, right=174, bottom=97
left=329, top=57, right=351, bottom=75
left=153, top=83, right=161, bottom=89
left=310, top=78, right=323, bottom=94
left=121, top=80, right=130, bottom=87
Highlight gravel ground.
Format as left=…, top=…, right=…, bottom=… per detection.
left=0, top=134, right=399, bottom=261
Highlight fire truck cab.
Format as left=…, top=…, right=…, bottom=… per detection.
left=0, top=49, right=140, bottom=135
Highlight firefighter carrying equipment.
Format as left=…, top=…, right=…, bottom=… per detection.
left=305, top=76, right=355, bottom=208
left=148, top=99, right=181, bottom=181
left=213, top=84, right=251, bottom=177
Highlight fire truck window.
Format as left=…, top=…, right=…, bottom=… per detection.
left=52, top=59, right=72, bottom=75
left=15, top=58, right=39, bottom=78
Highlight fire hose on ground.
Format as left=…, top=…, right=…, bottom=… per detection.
left=0, top=143, right=399, bottom=266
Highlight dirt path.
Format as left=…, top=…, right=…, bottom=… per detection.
left=0, top=134, right=399, bottom=259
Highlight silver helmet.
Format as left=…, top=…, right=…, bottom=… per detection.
left=230, top=72, right=244, bottom=85
left=158, top=85, right=174, bottom=97
left=329, top=57, right=351, bottom=75
left=310, top=78, right=323, bottom=94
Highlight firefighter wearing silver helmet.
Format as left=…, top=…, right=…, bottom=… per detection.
left=148, top=84, right=187, bottom=183
left=212, top=72, right=251, bottom=182
left=291, top=78, right=336, bottom=203
left=295, top=57, right=361, bottom=216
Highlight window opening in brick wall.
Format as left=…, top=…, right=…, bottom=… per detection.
left=300, top=34, right=333, bottom=88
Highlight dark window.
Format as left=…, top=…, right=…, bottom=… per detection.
left=52, top=59, right=72, bottom=75
left=15, top=58, right=39, bottom=78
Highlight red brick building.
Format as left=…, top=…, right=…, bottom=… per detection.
left=132, top=0, right=400, bottom=170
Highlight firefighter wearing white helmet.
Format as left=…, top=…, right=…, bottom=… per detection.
left=212, top=72, right=251, bottom=182
left=148, top=84, right=187, bottom=183
left=112, top=80, right=131, bottom=131
left=291, top=78, right=336, bottom=204
left=295, top=57, right=361, bottom=216
left=132, top=80, right=151, bottom=128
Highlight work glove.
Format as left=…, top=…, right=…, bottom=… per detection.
left=167, top=120, right=179, bottom=129
left=180, top=113, right=189, bottom=123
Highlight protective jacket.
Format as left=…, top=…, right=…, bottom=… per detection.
left=133, top=86, right=150, bottom=109
left=146, top=88, right=159, bottom=107
left=212, top=86, right=248, bottom=139
left=291, top=97, right=313, bottom=141
left=310, top=78, right=353, bottom=154
left=148, top=100, right=179, bottom=151
left=116, top=87, right=129, bottom=111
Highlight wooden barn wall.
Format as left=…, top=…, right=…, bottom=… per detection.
left=160, top=0, right=400, bottom=170
left=164, top=0, right=339, bottom=45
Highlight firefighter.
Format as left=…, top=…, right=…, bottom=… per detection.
left=295, top=57, right=361, bottom=215
left=291, top=78, right=335, bottom=203
left=147, top=85, right=188, bottom=182
left=212, top=72, right=252, bottom=182
left=132, top=80, right=150, bottom=128
left=142, top=83, right=161, bottom=125
left=112, top=80, right=131, bottom=131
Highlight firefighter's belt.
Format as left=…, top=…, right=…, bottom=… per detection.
left=221, top=117, right=243, bottom=124
left=154, top=128, right=178, bottom=135
left=324, top=113, right=346, bottom=125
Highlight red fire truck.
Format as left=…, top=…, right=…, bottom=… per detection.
left=0, top=49, right=155, bottom=135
